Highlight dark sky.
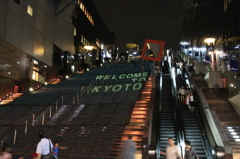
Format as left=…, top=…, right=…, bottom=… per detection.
left=92, top=0, right=186, bottom=53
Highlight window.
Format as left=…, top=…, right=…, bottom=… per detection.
left=14, top=0, right=20, bottom=5
left=27, top=5, right=33, bottom=16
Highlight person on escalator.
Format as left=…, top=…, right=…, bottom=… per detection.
left=189, top=92, right=195, bottom=112
left=178, top=86, right=186, bottom=104
left=160, top=138, right=182, bottom=159
left=184, top=140, right=199, bottom=159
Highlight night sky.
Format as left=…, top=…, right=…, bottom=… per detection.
left=92, top=0, right=186, bottom=53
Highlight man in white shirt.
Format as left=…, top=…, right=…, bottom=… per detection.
left=36, top=131, right=53, bottom=159
left=160, top=138, right=182, bottom=159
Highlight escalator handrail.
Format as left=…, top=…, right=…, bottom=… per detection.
left=185, top=71, right=217, bottom=158
left=169, top=60, right=185, bottom=158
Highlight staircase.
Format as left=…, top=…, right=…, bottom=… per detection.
left=119, top=80, right=153, bottom=159
left=159, top=74, right=177, bottom=158
left=0, top=93, right=23, bottom=105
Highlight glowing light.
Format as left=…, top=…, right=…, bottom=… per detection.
left=29, top=88, right=34, bottom=92
left=84, top=45, right=94, bottom=50
left=205, top=38, right=216, bottom=45
left=66, top=75, right=69, bottom=79
left=44, top=82, right=48, bottom=85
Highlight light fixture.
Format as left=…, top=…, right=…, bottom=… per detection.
left=44, top=65, right=47, bottom=68
left=33, top=60, right=38, bottom=65
left=66, top=75, right=69, bottom=79
left=84, top=45, right=94, bottom=50
left=29, top=88, right=34, bottom=92
left=204, top=38, right=216, bottom=45
left=44, top=82, right=48, bottom=85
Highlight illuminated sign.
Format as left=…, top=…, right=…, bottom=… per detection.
left=91, top=72, right=149, bottom=92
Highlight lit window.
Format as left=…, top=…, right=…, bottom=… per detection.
left=74, top=27, right=76, bottom=36
left=27, top=5, right=33, bottom=16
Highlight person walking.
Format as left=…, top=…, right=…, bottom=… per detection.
left=121, top=135, right=136, bottom=159
left=36, top=131, right=53, bottom=159
left=0, top=144, right=12, bottom=159
left=184, top=140, right=199, bottom=159
left=160, top=138, right=182, bottom=159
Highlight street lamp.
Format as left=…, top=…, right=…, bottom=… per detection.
left=205, top=38, right=216, bottom=70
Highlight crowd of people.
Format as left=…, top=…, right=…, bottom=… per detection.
left=178, top=84, right=196, bottom=112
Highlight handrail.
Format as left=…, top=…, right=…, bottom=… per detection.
left=169, top=59, right=185, bottom=158
left=155, top=62, right=163, bottom=159
left=142, top=62, right=159, bottom=159
left=186, top=71, right=218, bottom=158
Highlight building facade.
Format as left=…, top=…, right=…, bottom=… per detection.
left=0, top=0, right=115, bottom=99
left=182, top=0, right=240, bottom=93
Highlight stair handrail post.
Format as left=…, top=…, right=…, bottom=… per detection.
left=61, top=96, right=63, bottom=105
left=1, top=140, right=3, bottom=151
left=77, top=93, right=79, bottom=101
left=13, top=130, right=17, bottom=144
left=32, top=114, right=35, bottom=127
left=73, top=97, right=75, bottom=105
left=87, top=86, right=89, bottom=94
left=81, top=88, right=83, bottom=97
left=56, top=100, right=58, bottom=111
left=42, top=113, right=45, bottom=125
left=49, top=106, right=52, bottom=118
left=25, top=120, right=28, bottom=134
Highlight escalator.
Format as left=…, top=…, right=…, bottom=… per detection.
left=158, top=73, right=178, bottom=159
left=175, top=74, right=214, bottom=159
left=155, top=57, right=216, bottom=159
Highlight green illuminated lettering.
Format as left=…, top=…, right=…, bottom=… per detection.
left=139, top=77, right=147, bottom=82
left=126, top=74, right=133, bottom=78
left=112, top=75, right=117, bottom=79
left=112, top=85, right=122, bottom=92
left=125, top=84, right=132, bottom=91
left=119, top=74, right=126, bottom=79
left=133, top=73, right=142, bottom=78
left=143, top=72, right=148, bottom=77
left=104, top=75, right=111, bottom=80
left=96, top=75, right=105, bottom=80
left=133, top=83, right=142, bottom=90
left=131, top=78, right=138, bottom=82
left=91, top=86, right=102, bottom=93
left=104, top=85, right=113, bottom=92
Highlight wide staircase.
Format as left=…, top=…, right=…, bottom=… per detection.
left=120, top=80, right=153, bottom=159
left=0, top=62, right=154, bottom=159
left=201, top=88, right=240, bottom=159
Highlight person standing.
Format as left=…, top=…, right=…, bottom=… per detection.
left=36, top=131, right=53, bottom=159
left=0, top=144, right=12, bottom=159
left=52, top=142, right=59, bottom=159
left=121, top=135, right=136, bottom=159
left=178, top=86, right=186, bottom=104
left=184, top=140, right=199, bottom=159
left=160, top=138, right=182, bottom=159
left=189, top=92, right=195, bottom=112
